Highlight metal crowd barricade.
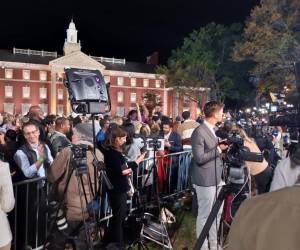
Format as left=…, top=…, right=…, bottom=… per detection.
left=11, top=177, right=49, bottom=250
left=10, top=150, right=193, bottom=249
left=135, top=150, right=193, bottom=198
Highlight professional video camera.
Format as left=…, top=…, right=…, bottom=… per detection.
left=222, top=131, right=264, bottom=184
left=70, top=144, right=89, bottom=174
left=64, top=67, right=111, bottom=114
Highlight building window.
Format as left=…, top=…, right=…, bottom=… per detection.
left=130, top=78, right=136, bottom=87
left=5, top=86, right=13, bottom=98
left=39, top=87, right=47, bottom=99
left=117, top=91, right=124, bottom=102
left=155, top=80, right=161, bottom=88
left=57, top=89, right=64, bottom=100
left=117, top=77, right=124, bottom=86
left=130, top=93, right=137, bottom=103
left=3, top=103, right=14, bottom=114
left=5, top=69, right=13, bottom=79
left=116, top=106, right=125, bottom=116
left=21, top=103, right=31, bottom=115
left=104, top=75, right=110, bottom=83
left=143, top=79, right=149, bottom=88
left=23, top=70, right=30, bottom=80
left=57, top=105, right=64, bottom=115
left=22, top=86, right=30, bottom=98
left=39, top=104, right=48, bottom=115
left=39, top=71, right=47, bottom=81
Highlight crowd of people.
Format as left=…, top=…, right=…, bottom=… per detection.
left=0, top=101, right=299, bottom=250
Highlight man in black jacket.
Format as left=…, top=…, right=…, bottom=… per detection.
left=49, top=117, right=72, bottom=157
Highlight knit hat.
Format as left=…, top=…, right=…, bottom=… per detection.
left=73, top=123, right=94, bottom=144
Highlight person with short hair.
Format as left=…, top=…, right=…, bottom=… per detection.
left=14, top=122, right=53, bottom=179
left=13, top=122, right=53, bottom=249
left=191, top=101, right=227, bottom=250
left=177, top=111, right=200, bottom=150
left=49, top=117, right=72, bottom=157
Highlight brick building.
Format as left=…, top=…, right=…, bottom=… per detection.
left=0, top=20, right=207, bottom=119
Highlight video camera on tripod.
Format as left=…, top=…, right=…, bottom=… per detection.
left=221, top=131, right=264, bottom=184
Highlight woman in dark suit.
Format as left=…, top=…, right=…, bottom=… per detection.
left=102, top=126, right=146, bottom=249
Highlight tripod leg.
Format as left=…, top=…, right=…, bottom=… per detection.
left=193, top=186, right=228, bottom=250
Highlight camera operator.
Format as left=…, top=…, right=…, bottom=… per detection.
left=101, top=126, right=146, bottom=249
left=46, top=126, right=103, bottom=250
left=270, top=142, right=300, bottom=191
left=230, top=125, right=273, bottom=194
left=191, top=101, right=227, bottom=250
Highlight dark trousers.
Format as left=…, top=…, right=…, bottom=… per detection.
left=47, top=220, right=88, bottom=250
left=254, top=166, right=273, bottom=194
left=107, top=192, right=128, bottom=248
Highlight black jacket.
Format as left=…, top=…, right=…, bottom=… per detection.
left=103, top=147, right=138, bottom=194
left=49, top=131, right=72, bottom=157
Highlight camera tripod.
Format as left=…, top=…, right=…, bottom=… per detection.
left=126, top=143, right=173, bottom=250
left=193, top=173, right=250, bottom=250
left=44, top=144, right=112, bottom=250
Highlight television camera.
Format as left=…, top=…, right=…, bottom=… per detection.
left=220, top=130, right=264, bottom=184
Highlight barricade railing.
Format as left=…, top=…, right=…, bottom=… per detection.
left=10, top=150, right=193, bottom=249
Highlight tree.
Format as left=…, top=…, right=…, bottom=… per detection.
left=157, top=22, right=254, bottom=109
left=233, top=0, right=300, bottom=95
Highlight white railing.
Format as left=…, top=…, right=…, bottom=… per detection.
left=91, top=56, right=126, bottom=64
left=13, top=48, right=58, bottom=58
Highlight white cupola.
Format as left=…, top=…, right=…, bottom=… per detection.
left=63, top=19, right=81, bottom=55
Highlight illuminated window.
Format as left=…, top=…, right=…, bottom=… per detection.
left=39, top=104, right=48, bottom=114
left=5, top=69, right=13, bottom=79
left=155, top=80, right=161, bottom=88
left=39, top=87, right=47, bottom=99
left=130, top=78, right=136, bottom=87
left=130, top=93, right=136, bottom=103
left=5, top=86, right=13, bottom=98
left=117, top=77, right=124, bottom=86
left=22, top=86, right=30, bottom=98
left=23, top=70, right=30, bottom=80
left=116, top=106, right=125, bottom=116
left=3, top=103, right=14, bottom=114
left=39, top=71, right=47, bottom=81
left=21, top=103, right=31, bottom=115
left=143, top=79, right=149, bottom=87
left=117, top=91, right=124, bottom=102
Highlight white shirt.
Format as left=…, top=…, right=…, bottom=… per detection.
left=164, top=131, right=172, bottom=140
left=14, top=143, right=53, bottom=178
left=203, top=120, right=217, bottom=138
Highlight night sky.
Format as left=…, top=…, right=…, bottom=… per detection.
left=0, top=0, right=260, bottom=64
